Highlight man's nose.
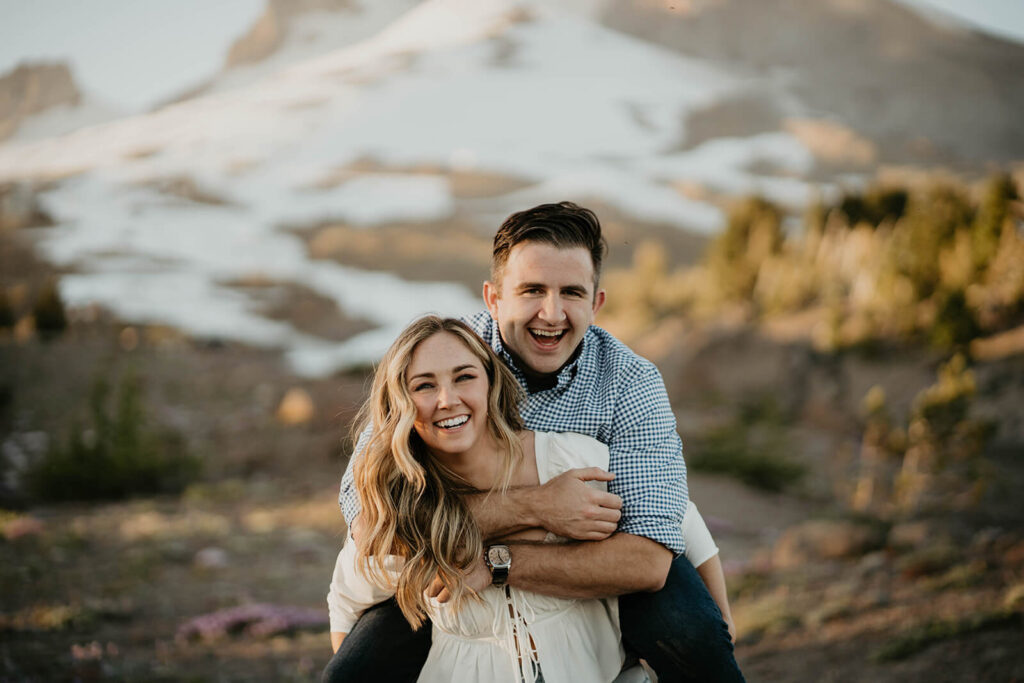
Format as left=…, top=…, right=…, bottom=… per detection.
left=538, top=293, right=565, bottom=322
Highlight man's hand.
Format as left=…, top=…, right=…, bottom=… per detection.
left=531, top=467, right=622, bottom=541
left=425, top=556, right=491, bottom=603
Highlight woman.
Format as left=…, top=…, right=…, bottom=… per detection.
left=327, top=316, right=732, bottom=682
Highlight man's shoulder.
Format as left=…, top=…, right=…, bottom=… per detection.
left=464, top=310, right=495, bottom=341
left=584, top=325, right=659, bottom=379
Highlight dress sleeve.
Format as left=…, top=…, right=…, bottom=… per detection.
left=681, top=501, right=719, bottom=568
left=537, top=431, right=610, bottom=486
left=326, top=531, right=402, bottom=633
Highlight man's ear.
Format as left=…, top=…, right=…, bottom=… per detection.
left=483, top=280, right=501, bottom=317
left=592, top=288, right=606, bottom=315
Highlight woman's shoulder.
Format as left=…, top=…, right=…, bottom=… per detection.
left=533, top=431, right=609, bottom=483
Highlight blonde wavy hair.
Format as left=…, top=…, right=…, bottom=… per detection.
left=352, top=316, right=524, bottom=628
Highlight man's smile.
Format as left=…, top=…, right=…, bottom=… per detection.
left=529, top=328, right=567, bottom=347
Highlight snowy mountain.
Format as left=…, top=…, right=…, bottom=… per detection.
left=1, top=0, right=1021, bottom=375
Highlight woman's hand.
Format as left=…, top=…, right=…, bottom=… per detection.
left=425, top=555, right=492, bottom=603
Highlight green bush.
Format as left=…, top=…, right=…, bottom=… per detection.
left=970, top=172, right=1017, bottom=271
left=32, top=280, right=67, bottom=336
left=26, top=372, right=200, bottom=502
left=689, top=400, right=805, bottom=492
left=930, top=288, right=980, bottom=350
left=838, top=187, right=908, bottom=226
left=854, top=355, right=995, bottom=518
left=707, top=197, right=783, bottom=301
left=0, top=289, right=14, bottom=329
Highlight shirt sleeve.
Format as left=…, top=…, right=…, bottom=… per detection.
left=326, top=531, right=401, bottom=633
left=607, top=359, right=688, bottom=555
left=338, top=424, right=372, bottom=526
left=681, top=501, right=719, bottom=568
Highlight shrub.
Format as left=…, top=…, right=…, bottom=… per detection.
left=930, top=288, right=980, bottom=350
left=707, top=197, right=783, bottom=302
left=26, top=372, right=200, bottom=502
left=852, top=355, right=995, bottom=519
left=31, top=280, right=67, bottom=336
left=838, top=187, right=908, bottom=227
left=0, top=289, right=14, bottom=329
left=689, top=399, right=805, bottom=492
left=970, top=173, right=1017, bottom=272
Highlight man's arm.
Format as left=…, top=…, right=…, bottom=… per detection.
left=505, top=532, right=672, bottom=599
left=506, top=359, right=687, bottom=597
left=604, top=360, right=689, bottom=557
left=466, top=467, right=623, bottom=541
left=338, top=426, right=372, bottom=528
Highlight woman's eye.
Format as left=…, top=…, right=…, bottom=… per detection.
left=412, top=383, right=433, bottom=392
left=456, top=373, right=476, bottom=382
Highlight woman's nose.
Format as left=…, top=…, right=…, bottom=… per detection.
left=437, top=383, right=457, bottom=408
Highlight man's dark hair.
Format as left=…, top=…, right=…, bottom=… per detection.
left=491, top=201, right=608, bottom=290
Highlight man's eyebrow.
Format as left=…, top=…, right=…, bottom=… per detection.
left=561, top=284, right=589, bottom=295
left=515, top=281, right=548, bottom=291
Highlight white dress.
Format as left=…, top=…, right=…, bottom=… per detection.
left=327, top=432, right=719, bottom=683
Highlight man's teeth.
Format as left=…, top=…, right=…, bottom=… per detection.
left=531, top=329, right=564, bottom=338
left=435, top=416, right=469, bottom=429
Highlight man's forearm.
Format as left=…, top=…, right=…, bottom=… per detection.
left=466, top=487, right=542, bottom=540
left=467, top=467, right=622, bottom=542
left=506, top=532, right=672, bottom=599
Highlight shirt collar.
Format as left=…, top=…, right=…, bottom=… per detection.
left=487, top=316, right=587, bottom=394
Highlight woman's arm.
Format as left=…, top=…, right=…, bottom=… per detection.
left=326, top=532, right=400, bottom=649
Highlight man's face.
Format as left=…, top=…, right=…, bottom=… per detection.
left=483, top=242, right=605, bottom=376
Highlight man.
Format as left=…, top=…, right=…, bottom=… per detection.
left=325, top=202, right=744, bottom=682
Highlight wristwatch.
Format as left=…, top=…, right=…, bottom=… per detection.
left=484, top=544, right=511, bottom=586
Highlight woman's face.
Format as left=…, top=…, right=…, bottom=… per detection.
left=406, top=332, right=491, bottom=459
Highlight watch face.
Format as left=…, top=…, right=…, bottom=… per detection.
left=488, top=546, right=511, bottom=566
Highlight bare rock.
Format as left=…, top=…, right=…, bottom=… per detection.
left=276, top=387, right=315, bottom=425
left=225, top=0, right=356, bottom=68
left=0, top=62, right=80, bottom=141
left=772, top=519, right=884, bottom=568
left=193, top=546, right=229, bottom=570
left=888, top=520, right=942, bottom=550
left=0, top=183, right=53, bottom=231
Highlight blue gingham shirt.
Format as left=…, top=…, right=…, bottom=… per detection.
left=339, top=311, right=688, bottom=555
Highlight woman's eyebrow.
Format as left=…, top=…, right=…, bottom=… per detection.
left=407, top=371, right=436, bottom=381
left=452, top=364, right=476, bottom=373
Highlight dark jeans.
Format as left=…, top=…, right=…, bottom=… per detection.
left=321, top=554, right=744, bottom=682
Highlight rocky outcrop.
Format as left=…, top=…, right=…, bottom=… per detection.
left=772, top=519, right=885, bottom=568
left=0, top=62, right=81, bottom=142
left=225, top=0, right=356, bottom=68
left=0, top=183, right=52, bottom=230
